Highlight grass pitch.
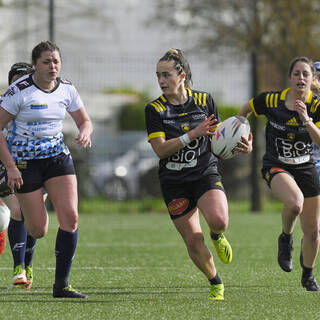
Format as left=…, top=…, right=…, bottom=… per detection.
left=0, top=208, right=319, bottom=320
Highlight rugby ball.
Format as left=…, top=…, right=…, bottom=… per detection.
left=0, top=205, right=10, bottom=232
left=211, top=116, right=250, bottom=160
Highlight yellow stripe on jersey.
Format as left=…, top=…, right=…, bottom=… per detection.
left=266, top=93, right=278, bottom=108
left=266, top=93, right=270, bottom=108
left=274, top=93, right=279, bottom=107
left=194, top=92, right=198, bottom=105
left=269, top=93, right=274, bottom=107
left=185, top=88, right=207, bottom=107
left=249, top=98, right=258, bottom=117
left=315, top=121, right=320, bottom=128
left=202, top=93, right=207, bottom=106
left=194, top=92, right=207, bottom=107
left=306, top=90, right=313, bottom=103
left=160, top=95, right=167, bottom=103
left=311, top=99, right=320, bottom=113
left=179, top=113, right=188, bottom=117
left=150, top=100, right=166, bottom=112
left=280, top=88, right=290, bottom=101
left=148, top=131, right=165, bottom=141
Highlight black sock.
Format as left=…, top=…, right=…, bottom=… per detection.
left=54, top=228, right=78, bottom=288
left=8, top=218, right=27, bottom=268
left=281, top=232, right=292, bottom=239
left=302, top=266, right=313, bottom=279
left=210, top=232, right=221, bottom=241
left=209, top=272, right=222, bottom=285
left=25, top=234, right=37, bottom=267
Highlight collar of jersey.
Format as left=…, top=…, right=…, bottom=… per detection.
left=280, top=88, right=313, bottom=103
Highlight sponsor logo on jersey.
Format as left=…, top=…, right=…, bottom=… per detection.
left=192, top=114, right=205, bottom=120
left=3, top=87, right=17, bottom=97
left=30, top=104, right=48, bottom=109
left=17, top=80, right=31, bottom=90
left=286, top=117, right=299, bottom=126
left=269, top=120, right=286, bottom=131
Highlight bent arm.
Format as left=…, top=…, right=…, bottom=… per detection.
left=69, top=107, right=94, bottom=148
left=150, top=114, right=217, bottom=159
left=238, top=102, right=252, bottom=118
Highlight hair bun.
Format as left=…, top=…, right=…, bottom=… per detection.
left=168, top=48, right=179, bottom=55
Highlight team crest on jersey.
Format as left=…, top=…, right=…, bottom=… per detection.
left=287, top=133, right=295, bottom=140
left=181, top=122, right=189, bottom=132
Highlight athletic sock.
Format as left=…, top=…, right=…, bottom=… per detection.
left=281, top=232, right=292, bottom=241
left=209, top=272, right=222, bottom=285
left=24, top=234, right=37, bottom=267
left=54, top=228, right=78, bottom=288
left=7, top=218, right=27, bottom=268
left=210, top=232, right=221, bottom=241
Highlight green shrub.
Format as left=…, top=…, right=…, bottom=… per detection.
left=217, top=104, right=241, bottom=120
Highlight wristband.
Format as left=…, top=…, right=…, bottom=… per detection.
left=179, top=133, right=191, bottom=147
left=303, top=118, right=313, bottom=126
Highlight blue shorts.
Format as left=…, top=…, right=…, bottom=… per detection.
left=15, top=152, right=75, bottom=193
left=161, top=173, right=224, bottom=220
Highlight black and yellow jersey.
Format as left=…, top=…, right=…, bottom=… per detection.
left=250, top=88, right=320, bottom=168
left=145, top=88, right=220, bottom=184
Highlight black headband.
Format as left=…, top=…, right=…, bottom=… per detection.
left=8, top=63, right=33, bottom=85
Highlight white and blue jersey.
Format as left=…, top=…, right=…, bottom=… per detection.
left=0, top=74, right=83, bottom=160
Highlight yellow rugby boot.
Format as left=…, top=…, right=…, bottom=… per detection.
left=208, top=283, right=224, bottom=300
left=211, top=232, right=232, bottom=264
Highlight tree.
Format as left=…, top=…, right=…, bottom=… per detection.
left=154, top=0, right=320, bottom=211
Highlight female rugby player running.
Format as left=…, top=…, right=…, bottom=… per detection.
left=145, top=49, right=252, bottom=300
left=0, top=41, right=93, bottom=298
left=239, top=57, right=320, bottom=291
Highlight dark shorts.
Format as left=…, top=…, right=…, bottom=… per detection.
left=15, top=152, right=75, bottom=194
left=262, top=165, right=320, bottom=198
left=161, top=173, right=225, bottom=220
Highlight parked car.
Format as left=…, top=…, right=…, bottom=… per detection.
left=90, top=131, right=160, bottom=200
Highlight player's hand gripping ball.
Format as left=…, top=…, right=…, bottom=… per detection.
left=211, top=116, right=250, bottom=159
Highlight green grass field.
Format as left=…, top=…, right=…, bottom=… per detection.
left=0, top=208, right=319, bottom=320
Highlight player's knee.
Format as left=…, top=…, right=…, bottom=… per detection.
left=58, top=210, right=78, bottom=232
left=288, top=201, right=303, bottom=217
left=210, top=215, right=228, bottom=232
left=9, top=207, right=22, bottom=220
